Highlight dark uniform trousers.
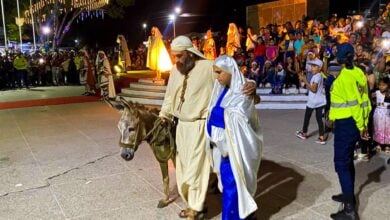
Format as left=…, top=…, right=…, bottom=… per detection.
left=334, top=117, right=360, bottom=203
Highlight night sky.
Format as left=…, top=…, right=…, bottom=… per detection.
left=65, top=0, right=372, bottom=49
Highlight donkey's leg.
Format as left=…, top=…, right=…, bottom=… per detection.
left=157, top=162, right=170, bottom=208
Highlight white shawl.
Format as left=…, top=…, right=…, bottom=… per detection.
left=206, top=55, right=263, bottom=218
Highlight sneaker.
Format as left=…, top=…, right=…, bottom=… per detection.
left=296, top=131, right=307, bottom=140
left=357, top=153, right=369, bottom=161
left=316, top=137, right=326, bottom=145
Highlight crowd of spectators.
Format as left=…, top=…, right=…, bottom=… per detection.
left=184, top=3, right=390, bottom=96
left=0, top=48, right=147, bottom=90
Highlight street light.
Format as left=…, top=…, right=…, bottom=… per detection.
left=142, top=23, right=147, bottom=40
left=175, top=7, right=181, bottom=14
left=42, top=26, right=51, bottom=35
left=16, top=0, right=23, bottom=50
left=42, top=26, right=51, bottom=47
left=169, top=7, right=181, bottom=38
left=1, top=0, right=8, bottom=50
left=169, top=14, right=176, bottom=38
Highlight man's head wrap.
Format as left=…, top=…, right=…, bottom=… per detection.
left=171, top=35, right=206, bottom=59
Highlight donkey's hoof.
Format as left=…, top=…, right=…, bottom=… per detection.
left=157, top=199, right=170, bottom=208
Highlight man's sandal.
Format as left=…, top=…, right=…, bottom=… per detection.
left=186, top=209, right=205, bottom=220
left=178, top=208, right=206, bottom=220
left=178, top=208, right=191, bottom=218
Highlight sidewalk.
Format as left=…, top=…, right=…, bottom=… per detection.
left=0, top=89, right=389, bottom=219
left=0, top=86, right=100, bottom=109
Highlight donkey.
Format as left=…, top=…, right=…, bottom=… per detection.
left=107, top=98, right=176, bottom=208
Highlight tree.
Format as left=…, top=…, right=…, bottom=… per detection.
left=2, top=0, right=30, bottom=43
left=4, top=0, right=135, bottom=49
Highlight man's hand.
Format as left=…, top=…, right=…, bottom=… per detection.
left=242, top=81, right=256, bottom=96
left=159, top=117, right=167, bottom=125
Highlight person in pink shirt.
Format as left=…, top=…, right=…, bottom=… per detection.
left=266, top=38, right=279, bottom=65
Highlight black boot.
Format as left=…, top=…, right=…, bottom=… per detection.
left=330, top=202, right=359, bottom=220
left=332, top=193, right=345, bottom=203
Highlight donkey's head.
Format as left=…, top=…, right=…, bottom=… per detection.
left=108, top=98, right=157, bottom=161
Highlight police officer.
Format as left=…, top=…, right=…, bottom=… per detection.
left=329, top=43, right=370, bottom=220
left=13, top=52, right=29, bottom=89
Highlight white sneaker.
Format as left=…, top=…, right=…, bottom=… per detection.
left=357, top=153, right=369, bottom=161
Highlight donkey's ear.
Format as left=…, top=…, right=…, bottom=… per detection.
left=105, top=99, right=125, bottom=112
left=119, top=97, right=133, bottom=110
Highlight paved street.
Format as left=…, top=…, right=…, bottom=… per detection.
left=0, top=100, right=389, bottom=219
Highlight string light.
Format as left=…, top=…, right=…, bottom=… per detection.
left=24, top=0, right=109, bottom=24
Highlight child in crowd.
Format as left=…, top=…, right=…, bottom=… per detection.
left=266, top=39, right=279, bottom=65
left=271, top=63, right=285, bottom=94
left=249, top=61, right=260, bottom=83
left=262, top=60, right=275, bottom=87
left=296, top=58, right=327, bottom=144
left=206, top=55, right=263, bottom=220
left=284, top=56, right=300, bottom=94
left=373, top=77, right=390, bottom=154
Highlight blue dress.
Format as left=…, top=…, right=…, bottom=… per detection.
left=207, top=87, right=242, bottom=220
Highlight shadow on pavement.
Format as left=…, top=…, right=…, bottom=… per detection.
left=204, top=159, right=330, bottom=220
left=355, top=155, right=388, bottom=214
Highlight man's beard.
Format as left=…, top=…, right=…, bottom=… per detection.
left=176, top=55, right=196, bottom=75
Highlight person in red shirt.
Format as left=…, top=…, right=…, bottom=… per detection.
left=252, top=37, right=266, bottom=74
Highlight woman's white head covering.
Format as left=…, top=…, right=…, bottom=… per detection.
left=171, top=35, right=206, bottom=59
left=79, top=49, right=89, bottom=59
left=209, top=55, right=249, bottom=112
left=98, top=50, right=105, bottom=55
left=96, top=50, right=107, bottom=65
left=213, top=55, right=246, bottom=95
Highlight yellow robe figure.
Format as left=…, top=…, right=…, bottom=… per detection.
left=146, top=27, right=173, bottom=74
left=159, top=36, right=216, bottom=212
left=203, top=29, right=217, bottom=60
left=226, top=23, right=241, bottom=57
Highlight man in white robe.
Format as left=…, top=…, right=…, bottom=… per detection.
left=159, top=36, right=257, bottom=219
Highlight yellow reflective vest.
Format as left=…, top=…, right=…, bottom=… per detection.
left=74, top=55, right=82, bottom=70
left=13, top=56, right=28, bottom=70
left=329, top=66, right=369, bottom=131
